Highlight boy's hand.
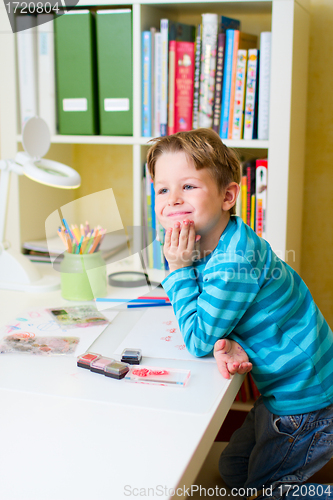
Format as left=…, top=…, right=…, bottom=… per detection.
left=214, top=339, right=252, bottom=380
left=164, top=219, right=201, bottom=273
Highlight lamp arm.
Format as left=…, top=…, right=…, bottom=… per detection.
left=0, top=160, right=23, bottom=246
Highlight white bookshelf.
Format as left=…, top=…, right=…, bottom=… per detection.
left=0, top=0, right=310, bottom=274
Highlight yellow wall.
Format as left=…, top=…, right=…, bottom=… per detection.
left=300, top=0, right=333, bottom=328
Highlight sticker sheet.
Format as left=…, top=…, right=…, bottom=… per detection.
left=114, top=307, right=215, bottom=363
left=0, top=307, right=118, bottom=356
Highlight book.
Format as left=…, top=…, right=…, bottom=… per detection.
left=258, top=32, right=272, bottom=140
left=37, top=14, right=56, bottom=136
left=255, top=159, right=268, bottom=238
left=154, top=32, right=162, bottom=137
left=241, top=164, right=247, bottom=224
left=192, top=24, right=201, bottom=130
left=142, top=30, right=152, bottom=137
left=96, top=9, right=132, bottom=136
left=150, top=27, right=156, bottom=136
left=160, top=19, right=169, bottom=136
left=220, top=29, right=234, bottom=139
left=231, top=50, right=248, bottom=140
left=246, top=158, right=256, bottom=227
left=160, top=20, right=195, bottom=136
left=228, top=32, right=258, bottom=139
left=54, top=10, right=98, bottom=135
left=174, top=41, right=195, bottom=133
left=16, top=15, right=38, bottom=131
left=199, top=13, right=219, bottom=129
left=243, top=49, right=260, bottom=140
left=167, top=40, right=176, bottom=136
left=220, top=15, right=240, bottom=32
left=212, top=32, right=226, bottom=134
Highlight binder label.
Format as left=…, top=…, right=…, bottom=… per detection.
left=104, top=98, right=130, bottom=112
left=63, top=98, right=88, bottom=112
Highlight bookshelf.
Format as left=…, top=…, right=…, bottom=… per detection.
left=0, top=0, right=310, bottom=410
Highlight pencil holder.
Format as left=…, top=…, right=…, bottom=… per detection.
left=60, top=251, right=107, bottom=301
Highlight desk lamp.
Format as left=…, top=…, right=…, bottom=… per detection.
left=0, top=117, right=81, bottom=292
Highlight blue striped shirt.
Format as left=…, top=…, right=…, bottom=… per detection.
left=162, top=216, right=333, bottom=415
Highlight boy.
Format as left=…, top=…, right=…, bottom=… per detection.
left=147, top=128, right=333, bottom=499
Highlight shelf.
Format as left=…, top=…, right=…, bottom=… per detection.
left=17, top=135, right=269, bottom=149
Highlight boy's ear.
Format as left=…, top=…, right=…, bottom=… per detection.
left=222, top=182, right=240, bottom=211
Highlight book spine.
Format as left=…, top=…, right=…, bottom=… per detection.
left=231, top=50, right=247, bottom=140
left=154, top=32, right=162, bottom=137
left=145, top=165, right=154, bottom=268
left=258, top=32, right=272, bottom=140
left=167, top=40, right=176, bottom=135
left=243, top=49, right=259, bottom=140
left=192, top=24, right=201, bottom=130
left=198, top=13, right=218, bottom=129
left=212, top=32, right=226, bottom=133
left=241, top=174, right=247, bottom=223
left=150, top=27, right=156, bottom=136
left=160, top=19, right=169, bottom=136
left=227, top=30, right=239, bottom=139
left=142, top=31, right=152, bottom=137
left=255, top=159, right=268, bottom=238
left=174, top=41, right=195, bottom=132
left=220, top=29, right=234, bottom=139
left=37, top=14, right=56, bottom=136
left=16, top=15, right=38, bottom=131
left=251, top=193, right=256, bottom=231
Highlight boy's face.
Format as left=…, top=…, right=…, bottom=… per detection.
left=154, top=152, right=227, bottom=237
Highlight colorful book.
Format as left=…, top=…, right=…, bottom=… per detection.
left=16, top=15, right=38, bottom=131
left=96, top=10, right=132, bottom=136
left=192, top=24, right=201, bottom=130
left=241, top=169, right=247, bottom=224
left=54, top=10, right=98, bottom=135
left=174, top=41, right=195, bottom=133
left=37, top=14, right=56, bottom=136
left=154, top=32, right=162, bottom=137
left=258, top=32, right=272, bottom=140
left=212, top=32, right=226, bottom=134
left=220, top=29, right=234, bottom=139
left=228, top=32, right=258, bottom=139
left=243, top=49, right=260, bottom=140
left=142, top=30, right=152, bottom=137
left=246, top=158, right=256, bottom=227
left=231, top=50, right=248, bottom=140
left=160, top=20, right=196, bottom=136
left=199, top=13, right=219, bottom=128
left=150, top=27, right=156, bottom=136
left=255, top=159, right=268, bottom=238
left=167, top=40, right=176, bottom=136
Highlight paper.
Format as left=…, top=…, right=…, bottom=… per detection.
left=114, top=308, right=215, bottom=363
left=1, top=308, right=119, bottom=356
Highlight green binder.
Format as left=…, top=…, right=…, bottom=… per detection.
left=54, top=11, right=98, bottom=135
left=96, top=9, right=132, bottom=136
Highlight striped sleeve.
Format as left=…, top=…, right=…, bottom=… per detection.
left=162, top=256, right=260, bottom=357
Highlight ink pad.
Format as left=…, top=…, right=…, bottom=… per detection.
left=121, top=348, right=142, bottom=365
left=77, top=352, right=100, bottom=369
left=90, top=356, right=114, bottom=374
left=104, top=361, right=129, bottom=380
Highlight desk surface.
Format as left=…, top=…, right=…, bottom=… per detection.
left=0, top=261, right=242, bottom=500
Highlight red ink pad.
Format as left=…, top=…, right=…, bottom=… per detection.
left=77, top=352, right=100, bottom=369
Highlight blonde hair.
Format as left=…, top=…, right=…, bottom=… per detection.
left=146, top=128, right=241, bottom=215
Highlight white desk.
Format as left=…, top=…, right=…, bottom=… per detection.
left=0, top=261, right=243, bottom=500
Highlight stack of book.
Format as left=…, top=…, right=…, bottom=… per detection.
left=142, top=14, right=271, bottom=141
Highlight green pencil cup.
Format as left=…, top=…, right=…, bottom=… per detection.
left=60, top=251, right=107, bottom=301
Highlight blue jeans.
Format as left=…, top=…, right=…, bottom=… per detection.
left=219, top=397, right=333, bottom=500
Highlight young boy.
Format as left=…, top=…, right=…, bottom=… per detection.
left=147, top=128, right=333, bottom=499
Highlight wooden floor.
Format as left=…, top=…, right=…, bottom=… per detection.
left=190, top=443, right=333, bottom=500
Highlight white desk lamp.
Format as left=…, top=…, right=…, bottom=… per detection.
left=0, top=117, right=81, bottom=292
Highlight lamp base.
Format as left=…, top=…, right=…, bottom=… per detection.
left=0, top=247, right=60, bottom=292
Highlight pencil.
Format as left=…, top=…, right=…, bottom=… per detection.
left=127, top=303, right=172, bottom=309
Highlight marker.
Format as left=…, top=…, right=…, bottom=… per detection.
left=127, top=302, right=172, bottom=309
left=95, top=298, right=165, bottom=304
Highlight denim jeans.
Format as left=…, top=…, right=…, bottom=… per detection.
left=219, top=397, right=333, bottom=500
